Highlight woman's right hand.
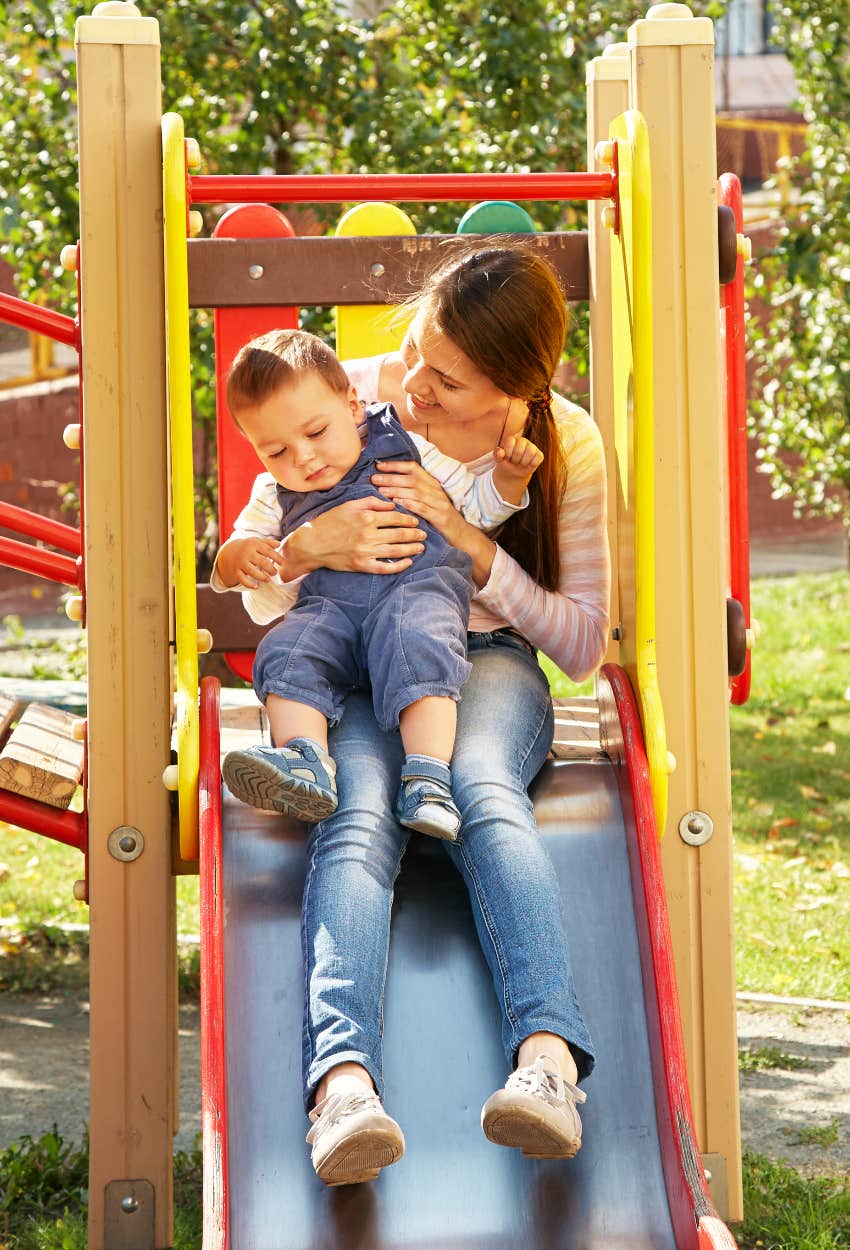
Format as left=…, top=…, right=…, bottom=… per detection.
left=283, top=497, right=427, bottom=577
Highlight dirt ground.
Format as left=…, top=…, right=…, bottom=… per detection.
left=1, top=992, right=847, bottom=1180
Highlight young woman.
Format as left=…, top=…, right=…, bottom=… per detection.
left=229, top=245, right=610, bottom=1186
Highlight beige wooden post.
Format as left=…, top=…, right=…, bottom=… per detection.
left=586, top=43, right=630, bottom=665
left=626, top=3, right=742, bottom=1220
left=75, top=4, right=176, bottom=1247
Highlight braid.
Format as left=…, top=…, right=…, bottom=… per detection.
left=497, top=387, right=567, bottom=593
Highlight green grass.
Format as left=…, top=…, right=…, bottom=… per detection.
left=730, top=572, right=850, bottom=1001
left=738, top=1152, right=850, bottom=1250
left=738, top=1044, right=814, bottom=1074
left=787, top=1119, right=842, bottom=1150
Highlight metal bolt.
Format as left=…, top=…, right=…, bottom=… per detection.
left=370, top=262, right=386, bottom=278
left=108, top=825, right=145, bottom=862
left=119, top=833, right=137, bottom=855
left=611, top=625, right=622, bottom=641
left=248, top=264, right=264, bottom=280
left=121, top=1195, right=139, bottom=1214
left=678, top=809, right=714, bottom=847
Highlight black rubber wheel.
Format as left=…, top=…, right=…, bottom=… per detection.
left=718, top=205, right=738, bottom=285
left=727, top=596, right=748, bottom=677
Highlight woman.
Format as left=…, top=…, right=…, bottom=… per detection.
left=231, top=245, right=610, bottom=1186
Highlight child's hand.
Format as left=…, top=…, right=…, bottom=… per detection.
left=492, top=435, right=544, bottom=504
left=494, top=434, right=545, bottom=477
left=217, top=537, right=286, bottom=589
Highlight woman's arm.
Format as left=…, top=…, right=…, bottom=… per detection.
left=475, top=419, right=610, bottom=681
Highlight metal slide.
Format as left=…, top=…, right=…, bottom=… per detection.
left=199, top=670, right=737, bottom=1250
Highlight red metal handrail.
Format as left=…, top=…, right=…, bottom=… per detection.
left=0, top=501, right=81, bottom=555
left=0, top=291, right=79, bottom=350
left=0, top=536, right=81, bottom=586
left=0, top=791, right=86, bottom=851
left=719, top=173, right=751, bottom=705
left=190, top=170, right=616, bottom=207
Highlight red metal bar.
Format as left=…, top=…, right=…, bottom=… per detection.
left=0, top=291, right=79, bottom=349
left=199, top=675, right=229, bottom=1250
left=719, top=174, right=751, bottom=706
left=0, top=535, right=81, bottom=586
left=190, top=171, right=616, bottom=207
left=0, top=501, right=82, bottom=555
left=0, top=790, right=86, bottom=852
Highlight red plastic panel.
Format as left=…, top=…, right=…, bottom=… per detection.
left=213, top=204, right=297, bottom=681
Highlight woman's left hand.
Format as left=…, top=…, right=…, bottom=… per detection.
left=371, top=460, right=468, bottom=545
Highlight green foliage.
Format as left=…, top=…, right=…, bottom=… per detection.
left=0, top=0, right=725, bottom=553
left=0, top=1130, right=88, bottom=1234
left=738, top=1044, right=814, bottom=1073
left=750, top=3, right=850, bottom=541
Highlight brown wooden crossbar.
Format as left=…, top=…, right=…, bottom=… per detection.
left=187, top=231, right=589, bottom=308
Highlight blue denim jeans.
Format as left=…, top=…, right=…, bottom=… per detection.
left=301, top=631, right=595, bottom=1108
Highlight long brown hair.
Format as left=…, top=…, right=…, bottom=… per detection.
left=413, top=245, right=569, bottom=591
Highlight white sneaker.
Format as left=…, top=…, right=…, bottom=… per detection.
left=306, top=1089, right=405, bottom=1186
left=481, top=1054, right=586, bottom=1159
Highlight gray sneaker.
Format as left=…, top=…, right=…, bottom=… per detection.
left=307, top=1089, right=405, bottom=1186
left=481, top=1054, right=587, bottom=1159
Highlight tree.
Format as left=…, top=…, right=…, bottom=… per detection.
left=0, top=0, right=725, bottom=554
left=750, top=2, right=850, bottom=556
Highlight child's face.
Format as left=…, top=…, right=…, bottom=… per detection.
left=237, top=373, right=363, bottom=492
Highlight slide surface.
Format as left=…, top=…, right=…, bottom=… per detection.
left=200, top=673, right=736, bottom=1250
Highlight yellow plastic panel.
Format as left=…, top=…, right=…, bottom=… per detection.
left=334, top=203, right=416, bottom=362
left=162, top=111, right=199, bottom=859
left=610, top=109, right=670, bottom=835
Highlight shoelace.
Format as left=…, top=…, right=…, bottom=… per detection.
left=505, top=1054, right=587, bottom=1108
left=306, top=1090, right=381, bottom=1144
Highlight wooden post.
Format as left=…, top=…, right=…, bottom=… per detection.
left=586, top=43, right=630, bottom=665
left=75, top=4, right=176, bottom=1247
left=626, top=3, right=742, bottom=1220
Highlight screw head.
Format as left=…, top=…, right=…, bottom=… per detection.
left=248, top=264, right=264, bottom=280
left=121, top=1195, right=139, bottom=1214
left=370, top=262, right=386, bottom=278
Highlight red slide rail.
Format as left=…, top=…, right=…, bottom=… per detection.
left=599, top=663, right=739, bottom=1250
left=199, top=676, right=229, bottom=1250
left=718, top=174, right=752, bottom=705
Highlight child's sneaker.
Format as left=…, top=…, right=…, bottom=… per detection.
left=481, top=1054, right=586, bottom=1159
left=394, top=756, right=461, bottom=841
left=306, top=1089, right=405, bottom=1186
left=221, top=737, right=337, bottom=820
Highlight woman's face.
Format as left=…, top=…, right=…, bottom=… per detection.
left=400, top=311, right=521, bottom=433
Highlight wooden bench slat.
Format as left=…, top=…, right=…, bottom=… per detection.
left=0, top=702, right=84, bottom=810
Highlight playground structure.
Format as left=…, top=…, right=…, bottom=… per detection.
left=0, top=1, right=757, bottom=1246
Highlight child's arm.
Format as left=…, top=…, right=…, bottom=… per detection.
left=492, top=433, right=545, bottom=505
left=215, top=536, right=286, bottom=590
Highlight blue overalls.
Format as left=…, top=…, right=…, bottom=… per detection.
left=252, top=404, right=474, bottom=732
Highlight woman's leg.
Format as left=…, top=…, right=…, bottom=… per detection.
left=301, top=692, right=408, bottom=1110
left=443, top=637, right=595, bottom=1081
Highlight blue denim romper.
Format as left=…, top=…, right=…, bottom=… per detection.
left=252, top=403, right=475, bottom=733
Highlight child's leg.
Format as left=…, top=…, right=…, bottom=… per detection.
left=394, top=695, right=462, bottom=841
left=397, top=694, right=456, bottom=763
left=267, top=695, right=329, bottom=752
